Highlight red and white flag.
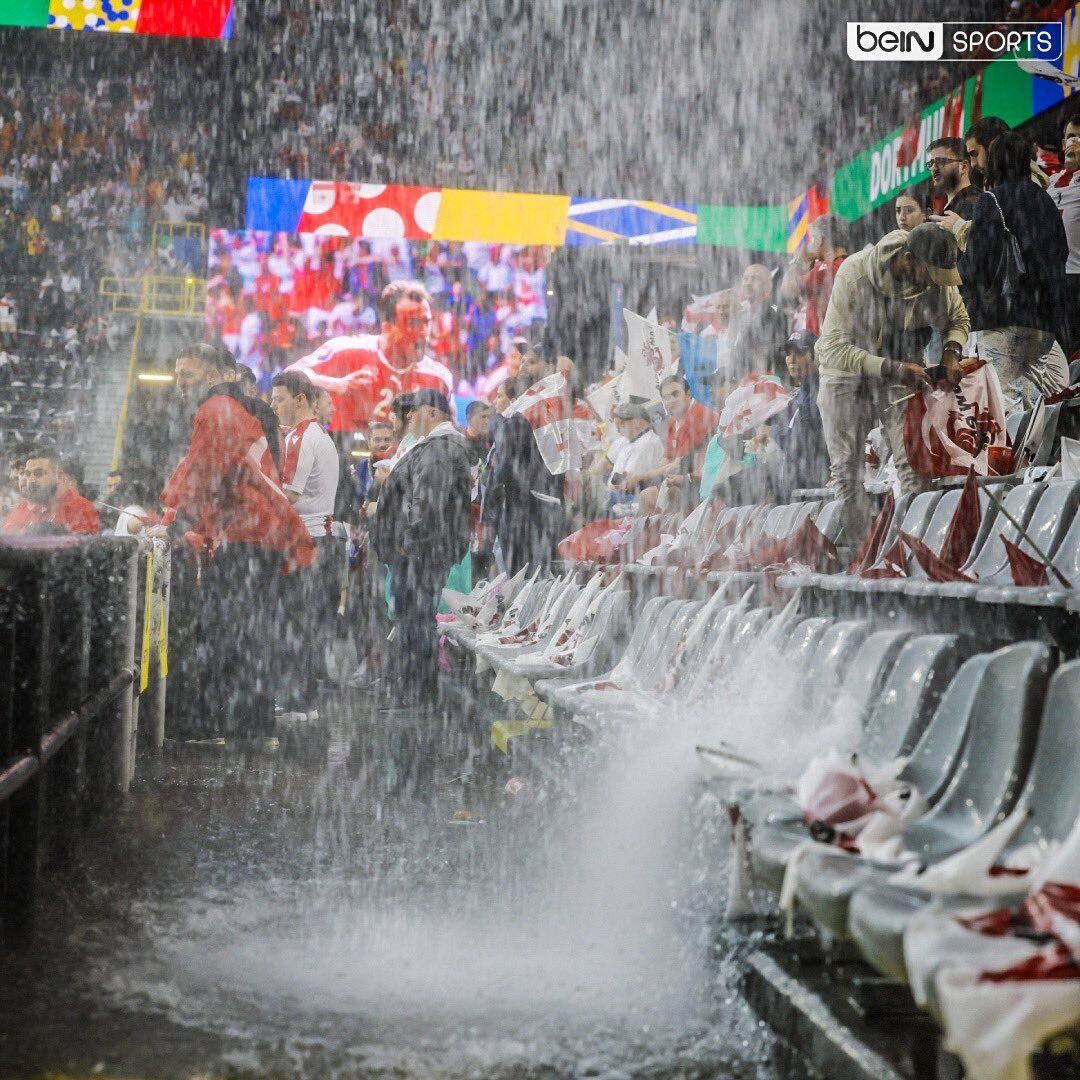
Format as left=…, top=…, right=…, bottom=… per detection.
left=505, top=372, right=602, bottom=475
left=904, top=361, right=1007, bottom=480
left=718, top=373, right=791, bottom=437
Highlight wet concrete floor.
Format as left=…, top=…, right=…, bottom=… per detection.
left=0, top=689, right=781, bottom=1079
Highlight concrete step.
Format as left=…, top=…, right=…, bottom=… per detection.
left=82, top=324, right=136, bottom=488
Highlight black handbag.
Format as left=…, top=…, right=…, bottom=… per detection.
left=987, top=189, right=1027, bottom=300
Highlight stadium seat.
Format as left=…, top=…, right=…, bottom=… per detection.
left=849, top=658, right=1080, bottom=982
left=792, top=642, right=1050, bottom=939
left=900, top=481, right=1048, bottom=599
left=750, top=633, right=972, bottom=890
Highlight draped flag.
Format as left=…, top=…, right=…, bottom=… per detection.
left=847, top=490, right=895, bottom=575
left=904, top=361, right=1007, bottom=479
left=504, top=372, right=601, bottom=475
left=718, top=373, right=792, bottom=438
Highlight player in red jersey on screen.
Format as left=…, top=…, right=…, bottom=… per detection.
left=287, top=280, right=453, bottom=433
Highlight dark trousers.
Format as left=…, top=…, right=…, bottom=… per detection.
left=279, top=534, right=339, bottom=709
left=168, top=542, right=281, bottom=738
left=389, top=557, right=450, bottom=701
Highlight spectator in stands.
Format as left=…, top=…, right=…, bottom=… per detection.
left=1, top=446, right=99, bottom=535
left=463, top=400, right=492, bottom=466
left=780, top=214, right=849, bottom=337
left=948, top=130, right=1071, bottom=413
left=730, top=263, right=787, bottom=377
left=0, top=290, right=15, bottom=347
left=773, top=330, right=828, bottom=498
left=103, top=469, right=124, bottom=501
left=159, top=342, right=312, bottom=740
left=965, top=116, right=1010, bottom=189
left=619, top=375, right=717, bottom=496
left=1046, top=112, right=1080, bottom=356
left=895, top=189, right=930, bottom=232
left=601, top=401, right=664, bottom=505
left=817, top=225, right=969, bottom=544
left=270, top=370, right=341, bottom=723
left=371, top=389, right=471, bottom=705
left=483, top=352, right=564, bottom=573
left=927, top=136, right=982, bottom=220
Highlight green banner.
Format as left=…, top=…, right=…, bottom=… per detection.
left=0, top=0, right=48, bottom=26
left=695, top=204, right=787, bottom=252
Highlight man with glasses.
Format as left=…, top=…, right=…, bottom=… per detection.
left=927, top=136, right=982, bottom=220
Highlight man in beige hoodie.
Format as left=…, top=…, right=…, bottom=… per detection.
left=817, top=224, right=970, bottom=545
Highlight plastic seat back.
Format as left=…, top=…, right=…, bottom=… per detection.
left=608, top=597, right=682, bottom=683
left=639, top=600, right=702, bottom=689
left=783, top=616, right=832, bottom=669
left=898, top=652, right=994, bottom=798
left=1043, top=506, right=1080, bottom=589
left=859, top=634, right=972, bottom=762
left=866, top=491, right=941, bottom=574
left=807, top=620, right=871, bottom=712
left=822, top=629, right=911, bottom=735
left=815, top=500, right=845, bottom=542
left=904, top=642, right=1051, bottom=859
left=962, top=482, right=1046, bottom=578
left=904, top=490, right=961, bottom=581
left=1012, top=659, right=1080, bottom=848
left=786, top=500, right=821, bottom=536
left=978, top=480, right=1080, bottom=587
left=1006, top=408, right=1030, bottom=446
left=1034, top=403, right=1063, bottom=467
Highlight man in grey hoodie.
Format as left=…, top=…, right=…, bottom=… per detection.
left=817, top=224, right=970, bottom=545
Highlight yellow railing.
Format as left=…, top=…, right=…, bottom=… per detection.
left=99, top=274, right=207, bottom=317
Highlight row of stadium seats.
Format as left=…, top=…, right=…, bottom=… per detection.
left=444, top=481, right=1080, bottom=1075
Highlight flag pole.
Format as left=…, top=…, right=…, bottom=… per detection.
left=981, top=483, right=1072, bottom=588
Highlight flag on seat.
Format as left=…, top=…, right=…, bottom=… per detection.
left=860, top=537, right=907, bottom=579
left=847, top=490, right=895, bottom=575
left=940, top=467, right=982, bottom=570
left=900, top=531, right=976, bottom=584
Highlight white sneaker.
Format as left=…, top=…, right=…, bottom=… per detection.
left=276, top=710, right=310, bottom=724
left=306, top=707, right=320, bottom=721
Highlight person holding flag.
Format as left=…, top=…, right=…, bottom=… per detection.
left=158, top=343, right=314, bottom=740
left=287, top=280, right=453, bottom=433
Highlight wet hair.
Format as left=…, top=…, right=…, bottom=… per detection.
left=895, top=187, right=930, bottom=210
left=270, top=370, right=316, bottom=406
left=236, top=365, right=258, bottom=393
left=927, top=136, right=967, bottom=161
left=809, top=213, right=849, bottom=251
left=987, top=130, right=1035, bottom=186
left=368, top=420, right=395, bottom=433
left=965, top=116, right=1009, bottom=151
left=176, top=341, right=233, bottom=375
left=500, top=375, right=525, bottom=401
left=660, top=374, right=691, bottom=394
left=389, top=393, right=415, bottom=425
left=465, top=399, right=490, bottom=422
left=377, top=280, right=430, bottom=323
left=1063, top=112, right=1080, bottom=139
left=24, top=444, right=60, bottom=466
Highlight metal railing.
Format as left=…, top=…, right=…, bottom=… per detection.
left=0, top=534, right=170, bottom=946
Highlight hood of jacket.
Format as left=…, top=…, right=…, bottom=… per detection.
left=864, top=229, right=929, bottom=300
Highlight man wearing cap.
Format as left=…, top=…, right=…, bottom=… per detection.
left=817, top=224, right=970, bottom=543
left=608, top=403, right=664, bottom=486
left=371, top=389, right=472, bottom=704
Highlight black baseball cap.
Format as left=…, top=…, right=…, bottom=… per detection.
left=410, top=388, right=452, bottom=415
left=905, top=223, right=962, bottom=287
left=785, top=329, right=817, bottom=353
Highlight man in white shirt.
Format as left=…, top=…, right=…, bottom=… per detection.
left=595, top=402, right=664, bottom=513
left=270, top=371, right=341, bottom=721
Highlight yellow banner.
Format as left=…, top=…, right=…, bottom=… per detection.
left=433, top=189, right=569, bottom=245
left=140, top=550, right=153, bottom=692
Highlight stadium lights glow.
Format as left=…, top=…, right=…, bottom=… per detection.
left=137, top=372, right=175, bottom=383
left=350, top=450, right=372, bottom=459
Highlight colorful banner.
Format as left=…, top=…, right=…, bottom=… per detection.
left=786, top=183, right=830, bottom=254
left=0, top=0, right=233, bottom=36
left=565, top=198, right=696, bottom=245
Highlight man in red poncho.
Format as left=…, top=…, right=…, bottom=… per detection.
left=159, top=342, right=314, bottom=740
left=287, top=279, right=453, bottom=433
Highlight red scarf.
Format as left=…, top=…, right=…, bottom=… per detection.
left=281, top=418, right=318, bottom=486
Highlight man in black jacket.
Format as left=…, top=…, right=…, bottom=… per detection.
left=482, top=349, right=566, bottom=573
left=373, top=389, right=471, bottom=702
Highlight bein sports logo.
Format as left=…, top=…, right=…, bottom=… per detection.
left=847, top=21, right=1062, bottom=62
